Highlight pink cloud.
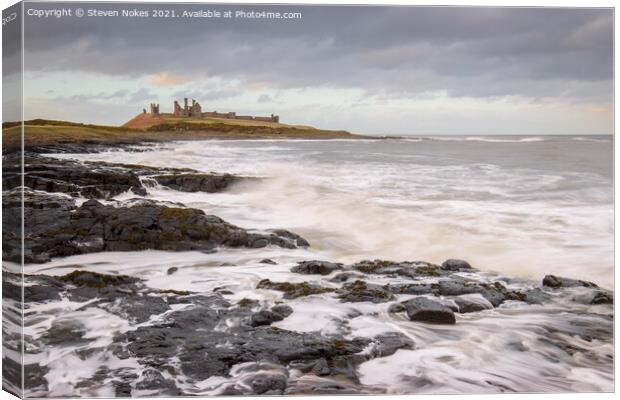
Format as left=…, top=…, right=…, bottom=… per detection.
left=151, top=73, right=189, bottom=87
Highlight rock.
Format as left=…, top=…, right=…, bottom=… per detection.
left=401, top=297, right=456, bottom=324
left=11, top=197, right=308, bottom=263
left=328, top=272, right=363, bottom=283
left=386, top=283, right=436, bottom=295
left=166, top=267, right=178, bottom=275
left=366, top=333, right=415, bottom=357
left=57, top=270, right=140, bottom=288
left=42, top=320, right=92, bottom=346
left=291, top=261, right=343, bottom=275
left=250, top=310, right=285, bottom=327
left=441, top=259, right=472, bottom=271
left=135, top=369, right=180, bottom=395
left=542, top=274, right=598, bottom=289
left=257, top=279, right=336, bottom=299
left=246, top=373, right=288, bottom=394
left=436, top=278, right=525, bottom=307
left=453, top=295, right=494, bottom=313
left=572, top=290, right=613, bottom=305
left=3, top=153, right=147, bottom=200
left=337, top=280, right=395, bottom=303
left=153, top=173, right=247, bottom=193
left=522, top=288, right=552, bottom=305
left=259, top=259, right=277, bottom=265
left=271, top=304, right=294, bottom=318
left=350, top=260, right=445, bottom=278
left=269, top=229, right=310, bottom=248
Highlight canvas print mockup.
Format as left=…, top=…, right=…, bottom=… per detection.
left=1, top=1, right=614, bottom=398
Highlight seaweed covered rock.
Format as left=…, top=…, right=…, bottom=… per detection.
left=291, top=261, right=343, bottom=275
left=542, top=274, right=598, bottom=289
left=154, top=173, right=248, bottom=193
left=6, top=197, right=308, bottom=263
left=257, top=279, right=336, bottom=299
left=3, top=153, right=146, bottom=200
left=337, top=280, right=395, bottom=303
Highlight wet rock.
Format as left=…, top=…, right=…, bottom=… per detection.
left=3, top=153, right=147, bottom=200
left=135, top=369, right=180, bottom=395
left=57, top=270, right=140, bottom=288
left=441, top=259, right=472, bottom=271
left=523, top=288, right=552, bottom=305
left=153, top=173, right=247, bottom=193
left=350, top=260, right=446, bottom=278
left=329, top=272, right=366, bottom=283
left=271, top=304, right=294, bottom=318
left=386, top=283, right=436, bottom=295
left=246, top=373, right=288, bottom=394
left=42, top=320, right=93, bottom=346
left=257, top=279, right=336, bottom=299
left=436, top=278, right=525, bottom=307
left=250, top=310, right=285, bottom=327
left=542, top=274, right=598, bottom=289
left=269, top=229, right=310, bottom=247
left=366, top=332, right=415, bottom=357
left=13, top=197, right=308, bottom=263
left=291, top=260, right=343, bottom=275
left=453, top=295, right=494, bottom=313
left=572, top=290, right=613, bottom=305
left=259, top=258, right=277, bottom=265
left=166, top=267, right=178, bottom=275
left=338, top=280, right=395, bottom=303
left=401, top=297, right=456, bottom=324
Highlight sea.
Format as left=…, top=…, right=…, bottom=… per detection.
left=17, top=135, right=614, bottom=395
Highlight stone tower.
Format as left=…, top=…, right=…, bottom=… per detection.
left=149, top=103, right=160, bottom=115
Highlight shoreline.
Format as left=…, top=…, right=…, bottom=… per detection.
left=2, top=119, right=374, bottom=154
left=1, top=133, right=614, bottom=396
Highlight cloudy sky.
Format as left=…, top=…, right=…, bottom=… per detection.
left=5, top=3, right=614, bottom=135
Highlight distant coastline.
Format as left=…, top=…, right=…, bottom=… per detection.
left=2, top=118, right=369, bottom=153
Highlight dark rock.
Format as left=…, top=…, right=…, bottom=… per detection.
left=572, top=290, right=613, bottom=305
left=291, top=260, right=343, bottom=275
left=441, top=259, right=473, bottom=271
left=338, top=280, right=395, bottom=303
left=542, top=274, right=598, bottom=289
left=257, top=279, right=336, bottom=299
left=401, top=297, right=456, bottom=324
left=135, top=369, right=180, bottom=395
left=250, top=310, right=285, bottom=327
left=386, top=283, right=436, bottom=295
left=246, top=373, right=288, bottom=394
left=269, top=229, right=310, bottom=248
left=57, top=270, right=139, bottom=288
left=153, top=173, right=248, bottom=193
left=166, top=267, right=178, bottom=275
left=366, top=332, right=415, bottom=357
left=329, top=272, right=365, bottom=282
left=271, top=304, right=294, bottom=318
left=523, top=288, right=552, bottom=305
left=259, top=259, right=277, bottom=265
left=453, top=295, right=493, bottom=313
left=10, top=197, right=308, bottom=263
left=3, top=153, right=147, bottom=200
left=42, top=320, right=93, bottom=346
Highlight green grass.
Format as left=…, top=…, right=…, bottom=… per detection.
left=2, top=118, right=361, bottom=152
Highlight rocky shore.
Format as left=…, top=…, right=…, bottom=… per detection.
left=2, top=151, right=614, bottom=396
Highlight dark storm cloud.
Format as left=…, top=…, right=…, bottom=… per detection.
left=18, top=3, right=613, bottom=101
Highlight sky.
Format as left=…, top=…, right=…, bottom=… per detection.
left=4, top=2, right=614, bottom=136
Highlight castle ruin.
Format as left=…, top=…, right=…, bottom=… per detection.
left=147, top=97, right=279, bottom=123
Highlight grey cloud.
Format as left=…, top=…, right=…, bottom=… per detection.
left=17, top=3, right=613, bottom=102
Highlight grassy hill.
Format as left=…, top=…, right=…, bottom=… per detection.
left=2, top=117, right=360, bottom=152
